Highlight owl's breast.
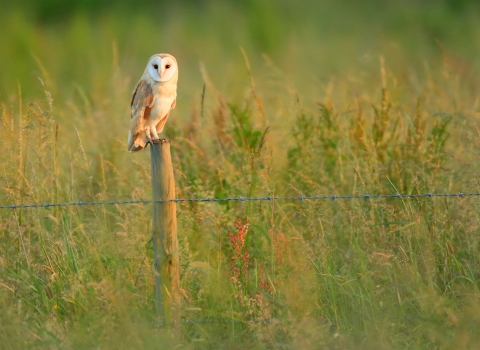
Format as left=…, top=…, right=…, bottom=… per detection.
left=149, top=95, right=175, bottom=124
left=148, top=82, right=176, bottom=122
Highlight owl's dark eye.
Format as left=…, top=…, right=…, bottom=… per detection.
left=153, top=64, right=158, bottom=69
left=166, top=65, right=171, bottom=69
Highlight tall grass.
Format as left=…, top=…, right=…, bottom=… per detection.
left=2, top=0, right=480, bottom=348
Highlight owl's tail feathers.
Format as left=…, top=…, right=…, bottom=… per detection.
left=128, top=130, right=147, bottom=152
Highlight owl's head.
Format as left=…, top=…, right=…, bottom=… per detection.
left=146, top=54, right=178, bottom=83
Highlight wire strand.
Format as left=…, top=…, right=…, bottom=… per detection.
left=1, top=192, right=478, bottom=209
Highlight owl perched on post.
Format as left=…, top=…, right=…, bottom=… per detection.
left=128, top=53, right=178, bottom=152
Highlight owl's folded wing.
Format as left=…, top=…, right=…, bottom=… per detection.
left=128, top=79, right=155, bottom=151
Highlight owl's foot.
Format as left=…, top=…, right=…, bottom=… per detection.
left=152, top=138, right=170, bottom=144
left=145, top=133, right=153, bottom=147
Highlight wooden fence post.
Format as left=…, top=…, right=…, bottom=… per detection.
left=150, top=140, right=180, bottom=324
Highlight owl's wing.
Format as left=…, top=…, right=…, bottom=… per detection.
left=128, top=79, right=155, bottom=151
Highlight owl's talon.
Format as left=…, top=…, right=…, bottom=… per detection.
left=152, top=138, right=169, bottom=144
left=145, top=133, right=152, bottom=146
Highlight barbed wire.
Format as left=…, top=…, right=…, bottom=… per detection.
left=1, top=192, right=479, bottom=209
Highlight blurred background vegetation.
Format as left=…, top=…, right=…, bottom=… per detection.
left=2, top=0, right=480, bottom=156
left=2, top=0, right=480, bottom=348
left=2, top=0, right=480, bottom=103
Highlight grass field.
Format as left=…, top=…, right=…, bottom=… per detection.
left=2, top=0, right=480, bottom=348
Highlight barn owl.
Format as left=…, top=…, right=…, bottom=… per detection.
left=128, top=53, right=178, bottom=152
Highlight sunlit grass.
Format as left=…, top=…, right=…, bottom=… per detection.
left=2, top=1, right=480, bottom=348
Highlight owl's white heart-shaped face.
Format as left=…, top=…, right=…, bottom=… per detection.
left=147, top=55, right=177, bottom=82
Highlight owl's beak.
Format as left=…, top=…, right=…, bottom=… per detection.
left=159, top=60, right=165, bottom=79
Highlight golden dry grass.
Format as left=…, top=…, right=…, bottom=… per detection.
left=2, top=1, right=480, bottom=348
